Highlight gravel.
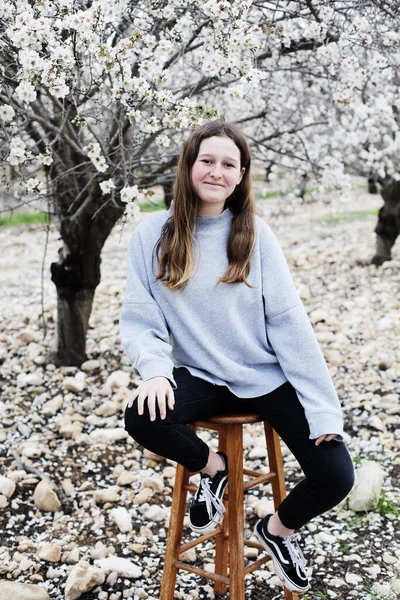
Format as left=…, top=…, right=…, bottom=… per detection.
left=0, top=185, right=399, bottom=599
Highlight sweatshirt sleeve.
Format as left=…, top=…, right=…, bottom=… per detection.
left=260, top=223, right=344, bottom=440
left=119, top=228, right=176, bottom=387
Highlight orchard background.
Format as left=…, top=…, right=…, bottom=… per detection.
left=0, top=1, right=399, bottom=599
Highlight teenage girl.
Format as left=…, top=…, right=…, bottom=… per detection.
left=120, top=121, right=354, bottom=594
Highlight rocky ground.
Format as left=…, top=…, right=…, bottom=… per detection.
left=0, top=186, right=399, bottom=600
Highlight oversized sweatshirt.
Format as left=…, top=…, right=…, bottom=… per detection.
left=119, top=205, right=344, bottom=440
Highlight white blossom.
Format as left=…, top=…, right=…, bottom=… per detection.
left=155, top=135, right=171, bottom=149
left=0, top=104, right=15, bottom=122
left=15, top=80, right=36, bottom=103
left=120, top=186, right=139, bottom=203
left=99, top=179, right=116, bottom=194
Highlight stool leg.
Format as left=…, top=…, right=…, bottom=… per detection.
left=264, top=421, right=299, bottom=600
left=215, top=428, right=229, bottom=596
left=160, top=463, right=190, bottom=599
left=226, top=423, right=245, bottom=600
left=263, top=421, right=287, bottom=508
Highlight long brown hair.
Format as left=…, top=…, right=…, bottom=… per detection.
left=154, top=121, right=256, bottom=290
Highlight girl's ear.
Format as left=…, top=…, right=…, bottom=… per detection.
left=238, top=167, right=245, bottom=184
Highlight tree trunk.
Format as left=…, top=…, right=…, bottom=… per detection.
left=50, top=245, right=101, bottom=365
left=162, top=179, right=174, bottom=209
left=371, top=180, right=400, bottom=265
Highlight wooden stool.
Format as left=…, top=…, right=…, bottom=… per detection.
left=160, top=412, right=299, bottom=600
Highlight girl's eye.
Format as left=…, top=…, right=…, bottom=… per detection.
left=201, top=159, right=211, bottom=164
left=225, top=163, right=234, bottom=168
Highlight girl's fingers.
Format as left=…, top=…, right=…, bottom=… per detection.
left=167, top=387, right=175, bottom=411
left=127, top=391, right=138, bottom=408
left=147, top=392, right=156, bottom=421
left=157, top=394, right=167, bottom=420
left=137, top=390, right=150, bottom=416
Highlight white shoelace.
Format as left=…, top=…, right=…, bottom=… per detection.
left=198, top=477, right=226, bottom=520
left=282, top=534, right=308, bottom=580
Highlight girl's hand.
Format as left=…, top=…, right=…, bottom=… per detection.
left=127, top=377, right=175, bottom=421
left=315, top=433, right=338, bottom=446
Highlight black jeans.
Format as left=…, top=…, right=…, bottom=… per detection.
left=124, top=367, right=354, bottom=529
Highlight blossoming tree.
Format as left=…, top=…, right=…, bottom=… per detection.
left=1, top=0, right=399, bottom=364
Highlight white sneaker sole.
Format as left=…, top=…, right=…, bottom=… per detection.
left=189, top=510, right=225, bottom=535
left=254, top=523, right=310, bottom=594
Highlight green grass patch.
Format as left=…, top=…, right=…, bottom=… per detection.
left=318, top=209, right=378, bottom=223
left=377, top=492, right=400, bottom=518
left=255, top=189, right=295, bottom=200
left=0, top=212, right=49, bottom=227
left=138, top=200, right=166, bottom=212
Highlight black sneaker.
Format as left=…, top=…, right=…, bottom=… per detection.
left=254, top=515, right=309, bottom=593
left=189, top=452, right=228, bottom=534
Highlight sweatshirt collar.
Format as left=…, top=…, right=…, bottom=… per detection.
left=168, top=201, right=233, bottom=231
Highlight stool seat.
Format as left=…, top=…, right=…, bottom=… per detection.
left=203, top=412, right=262, bottom=425
left=161, top=413, right=298, bottom=600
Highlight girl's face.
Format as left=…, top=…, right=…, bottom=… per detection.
left=191, top=136, right=245, bottom=216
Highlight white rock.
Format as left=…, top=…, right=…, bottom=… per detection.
left=0, top=494, right=8, bottom=508
left=17, top=372, right=44, bottom=387
left=249, top=446, right=267, bottom=459
left=95, top=401, right=119, bottom=417
left=37, top=544, right=61, bottom=562
left=64, top=547, right=80, bottom=564
left=0, top=581, right=49, bottom=599
left=42, top=395, right=63, bottom=415
left=363, top=565, right=381, bottom=577
left=63, top=372, right=86, bottom=393
left=348, top=461, right=385, bottom=512
left=372, top=583, right=394, bottom=598
left=64, top=560, right=105, bottom=600
left=314, top=532, right=336, bottom=544
left=383, top=553, right=397, bottom=565
left=61, top=478, right=75, bottom=497
left=310, top=308, right=328, bottom=323
left=141, top=477, right=164, bottom=493
left=345, top=572, right=363, bottom=585
left=20, top=557, right=34, bottom=571
left=368, top=415, right=385, bottom=432
left=253, top=498, right=275, bottom=519
left=144, top=505, right=166, bottom=522
left=33, top=480, right=62, bottom=512
left=0, top=475, right=16, bottom=498
left=180, top=548, right=197, bottom=563
left=133, top=488, right=153, bottom=505
left=110, top=507, right=132, bottom=533
left=20, top=330, right=40, bottom=343
left=81, top=359, right=100, bottom=372
left=391, top=579, right=400, bottom=594
left=105, top=371, right=130, bottom=390
left=21, top=443, right=44, bottom=459
left=116, top=471, right=136, bottom=486
left=328, top=578, right=345, bottom=587
left=95, top=556, right=142, bottom=579
left=94, top=487, right=120, bottom=504
left=89, top=428, right=128, bottom=443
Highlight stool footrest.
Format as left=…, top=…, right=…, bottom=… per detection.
left=244, top=555, right=271, bottom=575
left=179, top=528, right=222, bottom=554
left=174, top=561, right=229, bottom=585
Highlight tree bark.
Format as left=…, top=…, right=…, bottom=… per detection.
left=50, top=246, right=100, bottom=365
left=371, top=180, right=400, bottom=265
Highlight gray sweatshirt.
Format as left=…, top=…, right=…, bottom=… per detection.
left=120, top=205, right=344, bottom=439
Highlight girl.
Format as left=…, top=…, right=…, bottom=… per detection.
left=120, top=121, right=354, bottom=594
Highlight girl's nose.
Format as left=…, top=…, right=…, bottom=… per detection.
left=210, top=164, right=222, bottom=178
